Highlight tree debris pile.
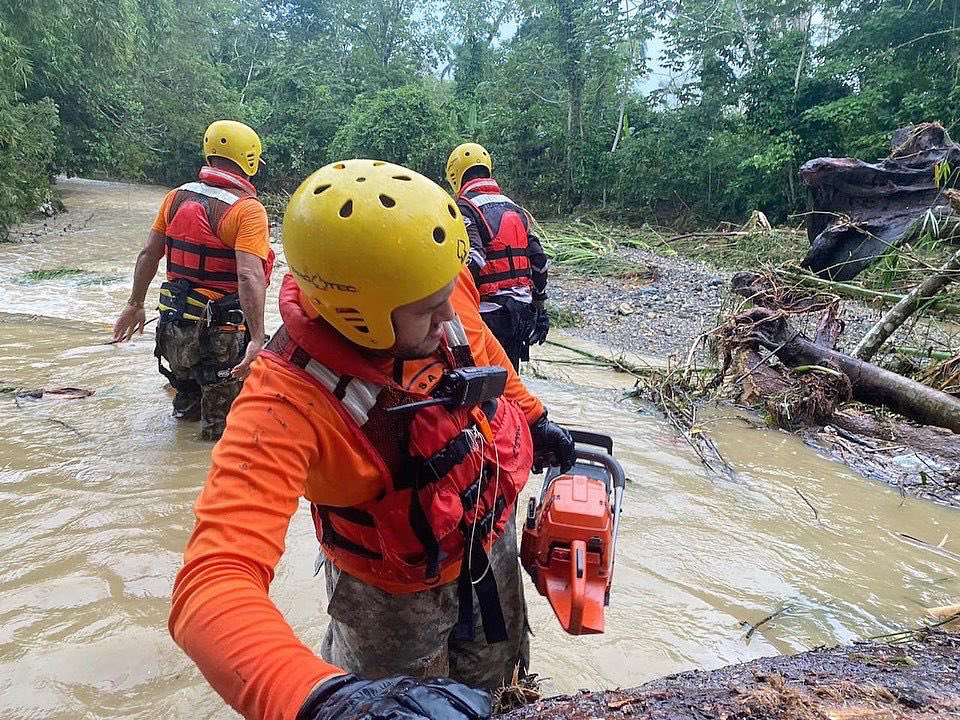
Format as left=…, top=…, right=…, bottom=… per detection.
left=498, top=631, right=960, bottom=719
left=711, top=269, right=960, bottom=503
left=801, top=123, right=960, bottom=281
left=804, top=410, right=960, bottom=504
left=715, top=297, right=853, bottom=430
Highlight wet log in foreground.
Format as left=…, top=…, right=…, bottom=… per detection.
left=500, top=631, right=960, bottom=719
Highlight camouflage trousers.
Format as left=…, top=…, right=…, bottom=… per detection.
left=155, top=321, right=246, bottom=441
left=320, top=514, right=530, bottom=690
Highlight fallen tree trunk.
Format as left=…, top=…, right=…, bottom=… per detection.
left=735, top=309, right=960, bottom=433
left=500, top=631, right=960, bottom=719
left=800, top=123, right=960, bottom=281
left=854, top=246, right=960, bottom=361
left=777, top=267, right=960, bottom=315
left=830, top=409, right=960, bottom=465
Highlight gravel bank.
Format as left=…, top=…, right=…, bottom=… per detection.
left=548, top=247, right=958, bottom=361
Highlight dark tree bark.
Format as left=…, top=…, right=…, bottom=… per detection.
left=741, top=309, right=960, bottom=433
left=799, top=123, right=960, bottom=281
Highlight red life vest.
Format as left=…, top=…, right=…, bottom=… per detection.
left=264, top=274, right=533, bottom=641
left=164, top=166, right=275, bottom=292
left=460, top=178, right=533, bottom=298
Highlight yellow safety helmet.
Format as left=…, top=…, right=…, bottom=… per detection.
left=203, top=120, right=263, bottom=176
left=283, top=159, right=469, bottom=350
left=446, top=142, right=492, bottom=194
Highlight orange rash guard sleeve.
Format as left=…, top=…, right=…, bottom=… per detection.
left=451, top=266, right=545, bottom=423
left=151, top=191, right=176, bottom=234
left=169, top=361, right=343, bottom=720
left=218, top=198, right=271, bottom=259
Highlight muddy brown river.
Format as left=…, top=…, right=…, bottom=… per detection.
left=0, top=178, right=957, bottom=719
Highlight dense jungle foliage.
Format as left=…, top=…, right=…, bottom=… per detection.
left=1, top=0, right=958, bottom=235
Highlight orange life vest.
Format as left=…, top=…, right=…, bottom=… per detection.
left=459, top=177, right=533, bottom=298
left=164, top=166, right=275, bottom=292
left=263, top=274, right=533, bottom=642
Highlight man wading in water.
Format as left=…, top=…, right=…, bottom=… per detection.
left=112, top=120, right=274, bottom=440
left=169, top=160, right=575, bottom=719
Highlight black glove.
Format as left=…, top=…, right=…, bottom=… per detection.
left=529, top=305, right=550, bottom=345
left=530, top=412, right=575, bottom=474
left=298, top=673, right=491, bottom=720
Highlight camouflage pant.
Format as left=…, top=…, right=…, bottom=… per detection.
left=320, top=514, right=530, bottom=690
left=155, top=321, right=246, bottom=441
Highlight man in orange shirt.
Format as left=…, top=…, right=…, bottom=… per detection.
left=169, top=160, right=575, bottom=719
left=113, top=120, right=274, bottom=440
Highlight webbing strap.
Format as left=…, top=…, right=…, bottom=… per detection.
left=315, top=507, right=383, bottom=560
left=166, top=237, right=236, bottom=258
left=485, top=247, right=524, bottom=261
left=403, top=431, right=475, bottom=489
left=166, top=261, right=238, bottom=283
left=154, top=334, right=196, bottom=392
left=409, top=490, right=441, bottom=580
left=480, top=268, right=532, bottom=284
left=454, top=538, right=508, bottom=644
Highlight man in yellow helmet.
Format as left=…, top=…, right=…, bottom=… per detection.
left=446, top=143, right=550, bottom=370
left=169, top=160, right=575, bottom=720
left=112, top=120, right=274, bottom=440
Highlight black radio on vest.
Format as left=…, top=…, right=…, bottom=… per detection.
left=385, top=366, right=508, bottom=415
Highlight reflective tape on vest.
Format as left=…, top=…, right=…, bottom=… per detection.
left=469, top=193, right=514, bottom=208
left=176, top=182, right=243, bottom=206
left=303, top=359, right=382, bottom=426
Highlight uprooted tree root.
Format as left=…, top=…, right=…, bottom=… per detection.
left=714, top=302, right=855, bottom=430
left=494, top=669, right=544, bottom=715
left=498, top=631, right=960, bottom=719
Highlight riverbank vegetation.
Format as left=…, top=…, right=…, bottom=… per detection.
left=2, top=0, right=959, bottom=236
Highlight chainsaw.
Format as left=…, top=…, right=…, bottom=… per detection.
left=520, top=430, right=626, bottom=635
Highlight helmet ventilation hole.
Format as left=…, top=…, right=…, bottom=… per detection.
left=339, top=200, right=353, bottom=218
left=334, top=163, right=346, bottom=170
left=392, top=174, right=412, bottom=181
left=220, top=137, right=227, bottom=144
left=336, top=308, right=369, bottom=334
left=372, top=161, right=385, bottom=166
left=464, top=151, right=471, bottom=156
left=433, top=227, right=446, bottom=244
left=379, top=194, right=396, bottom=208
left=447, top=204, right=457, bottom=219
left=356, top=176, right=366, bottom=182
left=313, top=184, right=331, bottom=195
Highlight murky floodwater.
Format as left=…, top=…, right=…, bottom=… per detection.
left=0, top=178, right=957, bottom=719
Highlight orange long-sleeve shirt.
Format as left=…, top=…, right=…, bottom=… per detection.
left=169, top=267, right=544, bottom=720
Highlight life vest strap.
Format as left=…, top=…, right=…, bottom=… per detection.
left=484, top=247, right=522, bottom=261
left=455, top=534, right=508, bottom=644
left=478, top=268, right=532, bottom=285
left=314, top=506, right=383, bottom=560
left=409, top=489, right=441, bottom=580
left=166, top=237, right=236, bottom=259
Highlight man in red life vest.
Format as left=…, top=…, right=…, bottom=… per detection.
left=112, top=120, right=274, bottom=440
left=168, top=160, right=575, bottom=720
left=446, top=143, right=550, bottom=370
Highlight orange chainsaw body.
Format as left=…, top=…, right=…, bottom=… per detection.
left=520, top=473, right=614, bottom=635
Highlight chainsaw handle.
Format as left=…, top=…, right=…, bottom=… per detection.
left=568, top=539, right=587, bottom=634
left=541, top=448, right=626, bottom=499
left=568, top=429, right=613, bottom=455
